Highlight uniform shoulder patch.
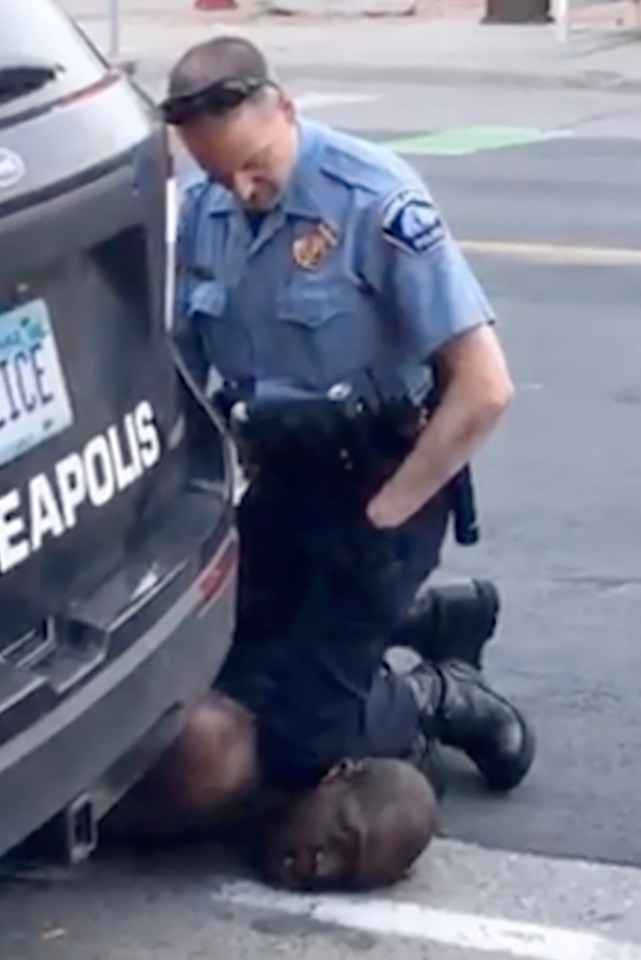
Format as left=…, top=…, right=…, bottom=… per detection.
left=380, top=185, right=444, bottom=255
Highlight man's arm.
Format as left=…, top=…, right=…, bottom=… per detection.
left=360, top=181, right=514, bottom=528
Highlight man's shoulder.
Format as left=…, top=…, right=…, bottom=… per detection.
left=313, top=122, right=424, bottom=200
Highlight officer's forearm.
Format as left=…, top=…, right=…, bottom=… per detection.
left=395, top=378, right=507, bottom=500
left=368, top=325, right=514, bottom=527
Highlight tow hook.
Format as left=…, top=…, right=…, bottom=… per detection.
left=64, top=794, right=98, bottom=864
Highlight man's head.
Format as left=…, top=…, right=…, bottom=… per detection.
left=260, top=758, right=439, bottom=892
left=163, top=36, right=297, bottom=211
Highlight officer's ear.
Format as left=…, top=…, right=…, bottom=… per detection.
left=277, top=89, right=296, bottom=123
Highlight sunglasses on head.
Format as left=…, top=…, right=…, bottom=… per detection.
left=160, top=76, right=270, bottom=126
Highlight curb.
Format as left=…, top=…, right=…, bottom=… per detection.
left=263, top=0, right=417, bottom=12
left=128, top=56, right=641, bottom=94
left=274, top=61, right=641, bottom=91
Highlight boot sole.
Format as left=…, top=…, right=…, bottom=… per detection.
left=396, top=578, right=501, bottom=669
left=437, top=578, right=501, bottom=669
left=468, top=579, right=501, bottom=669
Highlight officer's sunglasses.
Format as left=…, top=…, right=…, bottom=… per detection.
left=160, top=77, right=271, bottom=126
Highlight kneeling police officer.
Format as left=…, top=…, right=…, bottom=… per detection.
left=164, top=36, right=536, bottom=811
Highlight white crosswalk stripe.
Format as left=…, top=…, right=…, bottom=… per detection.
left=211, top=840, right=641, bottom=960
left=294, top=91, right=382, bottom=111
left=217, top=882, right=641, bottom=960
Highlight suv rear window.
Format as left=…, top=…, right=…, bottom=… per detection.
left=0, top=0, right=106, bottom=122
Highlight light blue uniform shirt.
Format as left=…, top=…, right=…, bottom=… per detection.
left=173, top=119, right=494, bottom=400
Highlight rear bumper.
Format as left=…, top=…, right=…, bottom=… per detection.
left=0, top=525, right=238, bottom=860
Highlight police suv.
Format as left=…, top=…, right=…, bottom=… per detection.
left=0, top=1, right=237, bottom=861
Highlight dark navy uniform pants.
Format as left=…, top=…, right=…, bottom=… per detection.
left=217, top=481, right=451, bottom=788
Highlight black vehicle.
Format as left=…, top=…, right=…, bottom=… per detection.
left=0, top=0, right=237, bottom=862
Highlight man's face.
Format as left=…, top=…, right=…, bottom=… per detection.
left=262, top=778, right=364, bottom=891
left=178, top=92, right=297, bottom=212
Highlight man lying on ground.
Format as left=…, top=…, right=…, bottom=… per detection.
left=105, top=581, right=534, bottom=891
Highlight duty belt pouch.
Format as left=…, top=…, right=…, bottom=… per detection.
left=229, top=395, right=350, bottom=490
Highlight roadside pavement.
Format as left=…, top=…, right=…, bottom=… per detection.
left=4, top=837, right=641, bottom=960
left=61, top=0, right=641, bottom=92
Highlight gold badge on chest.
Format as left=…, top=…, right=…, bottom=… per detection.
left=293, top=221, right=339, bottom=270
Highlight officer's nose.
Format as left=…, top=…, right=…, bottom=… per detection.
left=231, top=172, right=257, bottom=205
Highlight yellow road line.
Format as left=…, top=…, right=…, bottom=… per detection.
left=460, top=239, right=641, bottom=266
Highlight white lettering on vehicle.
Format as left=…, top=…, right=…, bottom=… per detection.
left=0, top=489, right=30, bottom=573
left=0, top=400, right=162, bottom=576
left=29, top=473, right=65, bottom=551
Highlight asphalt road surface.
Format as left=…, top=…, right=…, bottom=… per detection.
left=386, top=133, right=641, bottom=868
left=1, top=76, right=640, bottom=960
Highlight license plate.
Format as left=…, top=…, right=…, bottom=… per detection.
left=0, top=299, right=73, bottom=468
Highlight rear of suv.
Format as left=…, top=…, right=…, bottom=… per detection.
left=0, top=0, right=237, bottom=861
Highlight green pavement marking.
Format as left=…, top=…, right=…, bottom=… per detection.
left=384, top=125, right=552, bottom=156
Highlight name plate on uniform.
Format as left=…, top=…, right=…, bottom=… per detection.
left=0, top=299, right=73, bottom=468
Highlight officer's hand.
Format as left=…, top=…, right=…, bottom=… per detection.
left=366, top=485, right=419, bottom=529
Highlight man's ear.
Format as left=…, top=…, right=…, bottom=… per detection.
left=335, top=792, right=367, bottom=873
left=321, top=759, right=364, bottom=786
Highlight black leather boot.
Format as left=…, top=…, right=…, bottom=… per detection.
left=408, top=732, right=447, bottom=800
left=405, top=660, right=535, bottom=793
left=391, top=579, right=500, bottom=669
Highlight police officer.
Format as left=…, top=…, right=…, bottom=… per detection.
left=163, top=36, right=535, bottom=796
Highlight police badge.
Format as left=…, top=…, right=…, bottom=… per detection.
left=293, top=221, right=338, bottom=269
